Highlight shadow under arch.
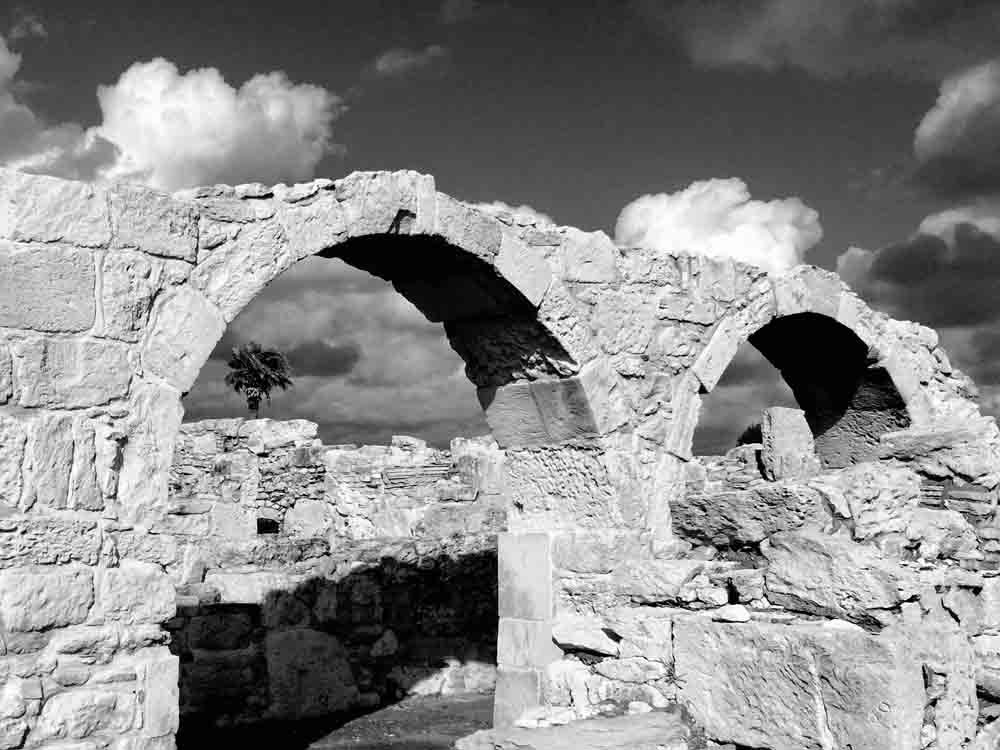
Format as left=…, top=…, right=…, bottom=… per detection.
left=746, top=311, right=910, bottom=467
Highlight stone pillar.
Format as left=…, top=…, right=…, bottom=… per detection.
left=494, top=532, right=560, bottom=727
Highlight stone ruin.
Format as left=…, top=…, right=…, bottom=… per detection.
left=1, top=167, right=1000, bottom=749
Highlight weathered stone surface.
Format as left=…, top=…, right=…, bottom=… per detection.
left=32, top=688, right=135, bottom=741
left=0, top=515, right=101, bottom=567
left=0, top=566, right=94, bottom=631
left=117, top=381, right=184, bottom=524
left=760, top=407, right=820, bottom=480
left=674, top=617, right=923, bottom=750
left=13, top=338, right=132, bottom=408
left=0, top=243, right=96, bottom=332
left=0, top=170, right=109, bottom=247
left=20, top=413, right=74, bottom=510
left=99, top=251, right=167, bottom=341
left=813, top=462, right=922, bottom=544
left=92, top=561, right=176, bottom=625
left=672, top=479, right=828, bottom=546
left=109, top=183, right=198, bottom=261
left=0, top=415, right=26, bottom=506
left=551, top=614, right=620, bottom=657
left=762, top=531, right=914, bottom=625
left=265, top=629, right=358, bottom=718
left=140, top=286, right=224, bottom=392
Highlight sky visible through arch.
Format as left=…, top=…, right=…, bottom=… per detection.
left=3, top=1, right=1000, bottom=450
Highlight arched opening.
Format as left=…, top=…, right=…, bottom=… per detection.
left=693, top=312, right=910, bottom=468
left=161, top=219, right=583, bottom=748
left=679, top=310, right=912, bottom=552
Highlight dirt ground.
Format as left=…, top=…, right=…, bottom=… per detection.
left=177, top=694, right=494, bottom=750
left=309, top=694, right=494, bottom=750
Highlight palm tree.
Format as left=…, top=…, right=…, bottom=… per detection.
left=224, top=342, right=293, bottom=418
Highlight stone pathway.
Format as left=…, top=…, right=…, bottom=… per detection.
left=309, top=694, right=494, bottom=750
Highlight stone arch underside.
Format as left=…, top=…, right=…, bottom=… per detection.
left=746, top=311, right=911, bottom=467
left=4, top=169, right=1000, bottom=749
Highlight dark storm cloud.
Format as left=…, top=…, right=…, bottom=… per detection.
left=641, top=0, right=1000, bottom=81
left=284, top=340, right=361, bottom=377
left=842, top=221, right=1000, bottom=329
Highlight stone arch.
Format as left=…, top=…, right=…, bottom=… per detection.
left=145, top=171, right=608, bottom=452
left=680, top=266, right=925, bottom=467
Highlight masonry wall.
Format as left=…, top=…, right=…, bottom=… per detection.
left=160, top=418, right=505, bottom=729
left=520, top=411, right=1000, bottom=750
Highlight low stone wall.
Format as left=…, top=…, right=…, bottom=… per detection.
left=157, top=418, right=505, bottom=729
left=517, top=410, right=1000, bottom=750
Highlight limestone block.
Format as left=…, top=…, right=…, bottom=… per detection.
left=265, top=629, right=358, bottom=719
left=189, top=218, right=292, bottom=321
left=138, top=648, right=179, bottom=738
left=32, top=688, right=136, bottom=741
left=0, top=343, right=9, bottom=404
left=906, top=507, right=980, bottom=560
left=611, top=559, right=705, bottom=604
left=672, top=482, right=828, bottom=546
left=493, top=668, right=540, bottom=728
left=772, top=265, right=843, bottom=318
left=91, top=561, right=176, bottom=625
left=502, top=445, right=619, bottom=530
left=760, top=407, right=820, bottom=481
left=495, top=233, right=551, bottom=307
left=275, top=191, right=346, bottom=259
left=0, top=566, right=94, bottom=631
left=69, top=419, right=103, bottom=511
left=593, top=657, right=667, bottom=683
left=498, top=618, right=562, bottom=669
left=20, top=413, right=74, bottom=510
left=560, top=229, right=619, bottom=284
left=0, top=243, right=96, bottom=332
left=337, top=171, right=421, bottom=237
left=109, top=183, right=198, bottom=261
left=434, top=194, right=503, bottom=261
left=813, top=462, right=922, bottom=543
left=0, top=516, right=101, bottom=568
left=551, top=614, right=620, bottom=657
left=0, top=415, right=26, bottom=507
left=117, top=382, right=184, bottom=524
left=0, top=170, right=110, bottom=247
left=673, top=618, right=923, bottom=750
left=140, top=286, right=225, bottom=392
left=762, top=531, right=914, bottom=625
left=498, top=533, right=552, bottom=620
left=605, top=607, right=673, bottom=665
left=99, top=251, right=166, bottom=342
left=478, top=383, right=548, bottom=449
left=13, top=337, right=132, bottom=408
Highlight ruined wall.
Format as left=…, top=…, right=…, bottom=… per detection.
left=160, top=418, right=503, bottom=728
left=4, top=167, right=1000, bottom=749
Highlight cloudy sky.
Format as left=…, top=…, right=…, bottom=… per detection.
left=4, top=1, right=1000, bottom=451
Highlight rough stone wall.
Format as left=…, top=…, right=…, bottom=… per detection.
left=161, top=418, right=503, bottom=728
left=4, top=167, right=1000, bottom=748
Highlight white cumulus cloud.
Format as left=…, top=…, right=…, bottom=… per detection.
left=0, top=38, right=344, bottom=191
left=614, top=178, right=822, bottom=274
left=96, top=58, right=343, bottom=190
